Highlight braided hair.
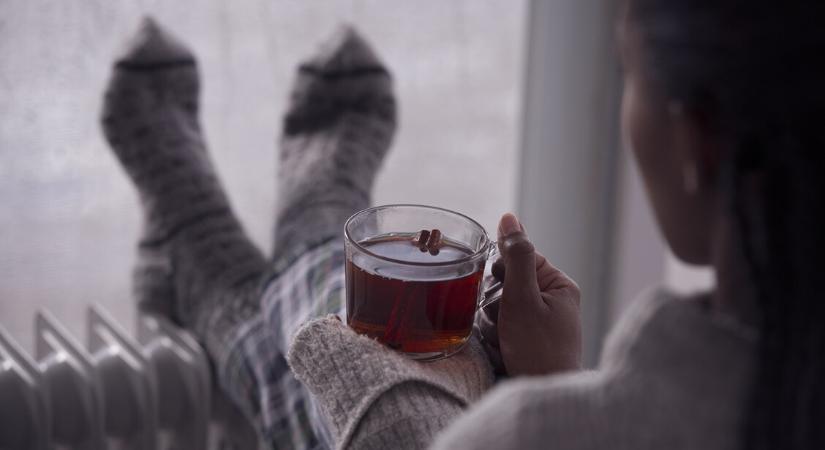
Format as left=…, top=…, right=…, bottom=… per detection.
left=625, top=1, right=825, bottom=449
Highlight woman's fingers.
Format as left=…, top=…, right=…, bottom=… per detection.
left=491, top=258, right=506, bottom=281
left=534, top=254, right=580, bottom=299
left=495, top=216, right=578, bottom=307
left=493, top=213, right=583, bottom=376
left=497, top=213, right=542, bottom=309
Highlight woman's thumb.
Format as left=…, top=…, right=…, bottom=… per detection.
left=498, top=213, right=538, bottom=295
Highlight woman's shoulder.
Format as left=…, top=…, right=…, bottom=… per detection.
left=598, top=286, right=692, bottom=368
left=432, top=287, right=756, bottom=450
left=431, top=371, right=608, bottom=450
left=600, top=286, right=756, bottom=372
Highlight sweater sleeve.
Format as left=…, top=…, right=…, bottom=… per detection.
left=429, top=371, right=602, bottom=450
left=286, top=315, right=494, bottom=449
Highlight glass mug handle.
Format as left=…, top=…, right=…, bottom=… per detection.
left=479, top=244, right=503, bottom=310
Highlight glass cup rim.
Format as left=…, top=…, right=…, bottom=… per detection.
left=344, top=204, right=492, bottom=268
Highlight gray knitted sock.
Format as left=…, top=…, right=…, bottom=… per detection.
left=272, top=26, right=396, bottom=264
left=288, top=316, right=493, bottom=449
left=349, top=383, right=465, bottom=450
left=101, top=18, right=266, bottom=361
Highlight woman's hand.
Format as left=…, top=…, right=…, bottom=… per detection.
left=481, top=213, right=582, bottom=376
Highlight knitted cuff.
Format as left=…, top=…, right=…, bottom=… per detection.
left=287, top=315, right=493, bottom=447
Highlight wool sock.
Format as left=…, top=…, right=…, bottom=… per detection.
left=272, top=25, right=397, bottom=265
left=287, top=316, right=493, bottom=448
left=101, top=18, right=266, bottom=361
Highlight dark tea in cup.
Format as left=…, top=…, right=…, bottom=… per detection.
left=344, top=205, right=496, bottom=360
left=346, top=234, right=483, bottom=354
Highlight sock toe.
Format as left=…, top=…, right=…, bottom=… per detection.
left=303, top=25, right=386, bottom=75
left=285, top=25, right=395, bottom=136
left=115, top=17, right=196, bottom=69
left=102, top=18, right=200, bottom=149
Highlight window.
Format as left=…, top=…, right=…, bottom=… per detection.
left=0, top=1, right=526, bottom=351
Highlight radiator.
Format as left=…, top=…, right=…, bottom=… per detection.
left=0, top=306, right=261, bottom=449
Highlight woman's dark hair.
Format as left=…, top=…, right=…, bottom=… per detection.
left=626, top=1, right=825, bottom=449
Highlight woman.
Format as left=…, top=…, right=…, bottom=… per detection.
left=102, top=0, right=823, bottom=449
left=288, top=1, right=825, bottom=448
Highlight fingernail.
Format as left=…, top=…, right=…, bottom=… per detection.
left=499, top=213, right=523, bottom=237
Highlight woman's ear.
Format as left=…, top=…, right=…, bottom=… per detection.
left=667, top=100, right=721, bottom=195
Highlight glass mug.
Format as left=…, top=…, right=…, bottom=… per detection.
left=344, top=204, right=502, bottom=361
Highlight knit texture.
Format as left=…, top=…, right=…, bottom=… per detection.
left=272, top=25, right=396, bottom=263
left=287, top=315, right=493, bottom=449
left=100, top=17, right=267, bottom=371
left=291, top=289, right=757, bottom=450
left=102, top=19, right=399, bottom=449
left=222, top=25, right=396, bottom=448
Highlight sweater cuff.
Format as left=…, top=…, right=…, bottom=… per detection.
left=287, top=315, right=494, bottom=447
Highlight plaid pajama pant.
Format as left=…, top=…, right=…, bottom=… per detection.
left=220, top=237, right=346, bottom=449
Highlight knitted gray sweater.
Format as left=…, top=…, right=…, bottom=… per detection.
left=287, top=289, right=756, bottom=449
